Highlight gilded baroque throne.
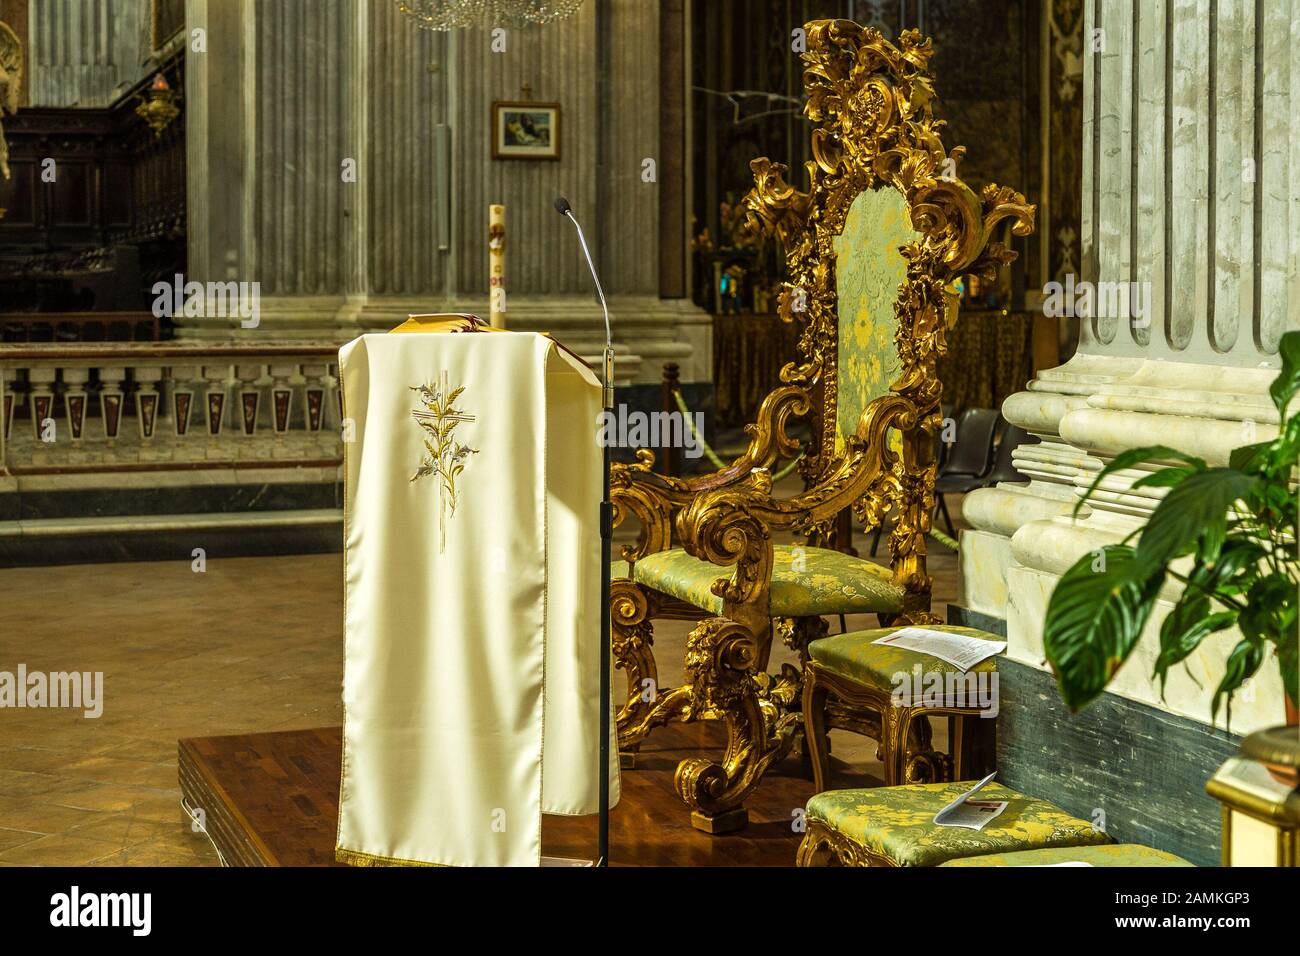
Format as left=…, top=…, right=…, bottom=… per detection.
left=610, top=21, right=1034, bottom=832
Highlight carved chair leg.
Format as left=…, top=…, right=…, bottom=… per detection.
left=612, top=579, right=701, bottom=762
left=611, top=579, right=659, bottom=753
left=879, top=704, right=905, bottom=787
left=673, top=617, right=800, bottom=833
left=796, top=820, right=842, bottom=866
left=801, top=664, right=832, bottom=794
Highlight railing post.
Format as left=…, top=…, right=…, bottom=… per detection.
left=660, top=362, right=682, bottom=478
left=135, top=367, right=162, bottom=440
left=170, top=365, right=197, bottom=436
left=63, top=368, right=89, bottom=443
left=99, top=367, right=126, bottom=440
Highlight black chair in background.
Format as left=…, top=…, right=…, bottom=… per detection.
left=932, top=407, right=1000, bottom=538
left=869, top=404, right=996, bottom=555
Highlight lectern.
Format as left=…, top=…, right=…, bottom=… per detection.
left=335, top=315, right=618, bottom=868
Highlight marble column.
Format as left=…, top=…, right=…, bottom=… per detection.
left=25, top=0, right=150, bottom=108
left=961, top=0, right=1297, bottom=732
left=185, top=0, right=258, bottom=293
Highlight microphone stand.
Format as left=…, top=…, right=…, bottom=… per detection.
left=555, top=197, right=612, bottom=868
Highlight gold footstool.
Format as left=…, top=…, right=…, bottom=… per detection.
left=940, top=844, right=1193, bottom=867
left=796, top=780, right=1111, bottom=867
left=803, top=625, right=1003, bottom=791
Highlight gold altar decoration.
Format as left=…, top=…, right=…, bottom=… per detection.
left=0, top=20, right=21, bottom=185
left=609, top=20, right=1035, bottom=831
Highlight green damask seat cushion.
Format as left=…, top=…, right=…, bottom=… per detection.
left=629, top=545, right=904, bottom=617
left=806, top=781, right=1111, bottom=867
left=940, top=844, right=1193, bottom=867
left=612, top=559, right=632, bottom=580
left=808, top=624, right=1002, bottom=692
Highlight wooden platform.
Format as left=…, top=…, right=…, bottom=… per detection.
left=178, top=722, right=875, bottom=866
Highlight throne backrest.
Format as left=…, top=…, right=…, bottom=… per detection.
left=831, top=185, right=912, bottom=456
left=743, top=22, right=1033, bottom=569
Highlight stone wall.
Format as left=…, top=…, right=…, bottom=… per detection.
left=25, top=0, right=152, bottom=108
left=182, top=0, right=709, bottom=383
left=961, top=0, right=1298, bottom=733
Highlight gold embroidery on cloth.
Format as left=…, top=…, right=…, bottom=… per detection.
left=410, top=370, right=480, bottom=552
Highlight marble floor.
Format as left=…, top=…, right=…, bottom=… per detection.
left=0, top=494, right=966, bottom=866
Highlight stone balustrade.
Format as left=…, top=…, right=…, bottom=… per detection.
left=0, top=342, right=341, bottom=481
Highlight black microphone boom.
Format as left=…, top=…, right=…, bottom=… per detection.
left=555, top=196, right=613, bottom=868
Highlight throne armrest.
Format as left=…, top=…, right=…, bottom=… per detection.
left=611, top=383, right=811, bottom=563
left=674, top=393, right=939, bottom=612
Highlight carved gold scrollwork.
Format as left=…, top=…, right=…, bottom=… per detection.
left=673, top=618, right=801, bottom=827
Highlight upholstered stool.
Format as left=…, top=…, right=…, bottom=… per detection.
left=940, top=844, right=1193, bottom=867
left=796, top=780, right=1111, bottom=867
left=803, top=625, right=1003, bottom=791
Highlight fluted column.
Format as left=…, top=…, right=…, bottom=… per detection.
left=25, top=0, right=150, bottom=108
left=961, top=0, right=1296, bottom=731
left=185, top=0, right=258, bottom=291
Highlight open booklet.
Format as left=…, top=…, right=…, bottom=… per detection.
left=872, top=626, right=1006, bottom=672
left=933, top=771, right=1008, bottom=831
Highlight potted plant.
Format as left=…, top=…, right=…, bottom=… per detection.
left=1043, top=331, right=1299, bottom=729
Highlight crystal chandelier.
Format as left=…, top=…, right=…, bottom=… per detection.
left=396, top=0, right=585, bottom=30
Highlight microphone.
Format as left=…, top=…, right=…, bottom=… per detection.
left=554, top=194, right=614, bottom=870
left=553, top=196, right=612, bottom=362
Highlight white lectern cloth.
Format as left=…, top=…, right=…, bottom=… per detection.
left=335, top=330, right=618, bottom=867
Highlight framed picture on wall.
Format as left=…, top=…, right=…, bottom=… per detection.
left=492, top=102, right=561, bottom=160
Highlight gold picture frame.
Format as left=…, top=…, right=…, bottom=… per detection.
left=491, top=101, right=560, bottom=160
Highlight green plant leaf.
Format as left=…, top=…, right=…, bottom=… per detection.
left=1238, top=576, right=1295, bottom=644
left=1213, top=638, right=1264, bottom=724
left=1228, top=440, right=1273, bottom=474
left=1073, top=446, right=1206, bottom=518
left=1267, top=329, right=1300, bottom=415
left=1155, top=596, right=1235, bottom=694
left=1134, top=468, right=1259, bottom=575
left=1044, top=545, right=1165, bottom=711
left=1131, top=467, right=1199, bottom=491
left=1277, top=633, right=1299, bottom=710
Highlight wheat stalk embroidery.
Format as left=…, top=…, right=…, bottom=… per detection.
left=410, top=371, right=479, bottom=553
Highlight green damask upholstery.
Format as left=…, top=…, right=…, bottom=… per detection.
left=626, top=545, right=904, bottom=617
left=807, top=781, right=1111, bottom=867
left=940, top=844, right=1193, bottom=867
left=808, top=624, right=1002, bottom=693
left=612, top=560, right=631, bottom=580
left=833, top=186, right=912, bottom=453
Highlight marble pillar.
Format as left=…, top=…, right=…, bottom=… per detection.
left=25, top=0, right=151, bottom=108
left=961, top=0, right=1298, bottom=732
